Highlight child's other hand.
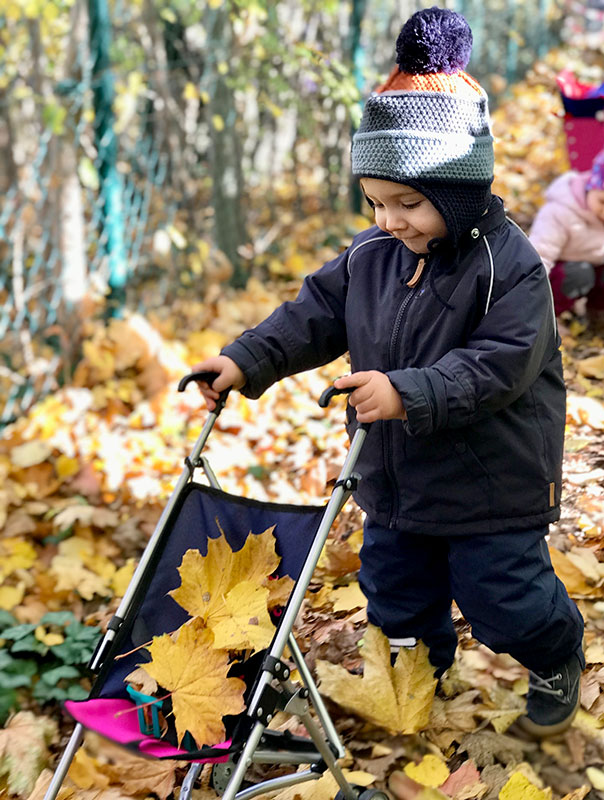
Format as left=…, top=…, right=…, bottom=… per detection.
left=191, top=356, right=245, bottom=411
left=334, top=371, right=406, bottom=423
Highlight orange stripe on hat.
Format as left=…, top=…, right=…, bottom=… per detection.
left=377, top=65, right=484, bottom=97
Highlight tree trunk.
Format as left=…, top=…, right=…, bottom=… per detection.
left=0, top=88, right=17, bottom=195
left=348, top=0, right=367, bottom=213
left=206, top=6, right=249, bottom=289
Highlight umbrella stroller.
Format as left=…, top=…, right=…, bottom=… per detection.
left=43, top=371, right=386, bottom=800
left=557, top=68, right=604, bottom=171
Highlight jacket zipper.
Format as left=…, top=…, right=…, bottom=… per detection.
left=386, top=285, right=417, bottom=527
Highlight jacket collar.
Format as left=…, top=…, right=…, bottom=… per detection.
left=458, top=195, right=507, bottom=251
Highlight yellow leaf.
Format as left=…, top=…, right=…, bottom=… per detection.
left=10, top=441, right=52, bottom=468
left=266, top=575, right=294, bottom=608
left=35, top=626, right=65, bottom=647
left=0, top=537, right=37, bottom=579
left=170, top=527, right=279, bottom=626
left=68, top=748, right=110, bottom=790
left=560, top=788, right=591, bottom=800
left=316, top=625, right=437, bottom=734
left=55, top=455, right=80, bottom=480
left=404, top=755, right=450, bottom=787
left=0, top=584, right=25, bottom=610
left=499, top=772, right=551, bottom=800
left=183, top=81, right=199, bottom=101
left=186, top=330, right=229, bottom=363
left=212, top=114, right=225, bottom=131
left=208, top=0, right=222, bottom=7
left=142, top=620, right=246, bottom=748
left=577, top=355, right=604, bottom=380
left=549, top=547, right=598, bottom=597
left=210, top=581, right=274, bottom=651
left=586, top=768, right=604, bottom=791
left=344, top=771, right=375, bottom=786
left=329, top=582, right=367, bottom=612
left=49, top=555, right=111, bottom=600
left=112, top=559, right=136, bottom=597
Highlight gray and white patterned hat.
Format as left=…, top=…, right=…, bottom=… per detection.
left=351, top=7, right=494, bottom=243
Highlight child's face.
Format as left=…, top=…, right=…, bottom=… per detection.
left=587, top=189, right=604, bottom=223
left=361, top=177, right=448, bottom=253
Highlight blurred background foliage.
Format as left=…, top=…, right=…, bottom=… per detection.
left=0, top=0, right=602, bottom=424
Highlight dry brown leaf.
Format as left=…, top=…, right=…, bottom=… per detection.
left=103, top=750, right=178, bottom=799
left=0, top=712, right=57, bottom=797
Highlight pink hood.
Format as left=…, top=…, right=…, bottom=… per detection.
left=529, top=171, right=604, bottom=272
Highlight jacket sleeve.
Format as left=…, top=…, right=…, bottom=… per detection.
left=387, top=262, right=558, bottom=436
left=220, top=249, right=350, bottom=399
left=528, top=203, right=571, bottom=273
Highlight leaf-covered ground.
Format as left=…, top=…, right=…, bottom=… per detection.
left=4, top=47, right=604, bottom=800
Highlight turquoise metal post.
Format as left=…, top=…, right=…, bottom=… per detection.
left=88, top=0, right=127, bottom=317
left=349, top=0, right=367, bottom=214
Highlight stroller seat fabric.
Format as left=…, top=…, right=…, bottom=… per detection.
left=65, top=482, right=325, bottom=761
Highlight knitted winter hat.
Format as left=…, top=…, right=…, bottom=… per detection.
left=586, top=148, right=604, bottom=192
left=351, top=6, right=494, bottom=244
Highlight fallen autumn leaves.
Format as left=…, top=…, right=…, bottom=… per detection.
left=5, top=50, right=604, bottom=800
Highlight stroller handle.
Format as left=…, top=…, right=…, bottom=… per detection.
left=318, top=385, right=354, bottom=408
left=178, top=371, right=231, bottom=413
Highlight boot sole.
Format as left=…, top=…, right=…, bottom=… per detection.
left=513, top=694, right=580, bottom=740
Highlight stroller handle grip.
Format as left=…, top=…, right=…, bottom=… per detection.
left=178, top=371, right=221, bottom=392
left=178, top=371, right=231, bottom=413
left=318, top=385, right=354, bottom=408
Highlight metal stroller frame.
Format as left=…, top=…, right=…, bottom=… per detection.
left=43, top=372, right=387, bottom=800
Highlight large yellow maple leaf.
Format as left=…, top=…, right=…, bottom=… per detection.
left=141, top=620, right=246, bottom=747
left=169, top=526, right=280, bottom=627
left=211, top=581, right=275, bottom=651
left=315, top=624, right=437, bottom=734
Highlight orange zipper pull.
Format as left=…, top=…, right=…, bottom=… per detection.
left=407, top=257, right=426, bottom=288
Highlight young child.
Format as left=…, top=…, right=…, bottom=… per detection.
left=194, top=7, right=584, bottom=738
left=529, top=148, right=604, bottom=317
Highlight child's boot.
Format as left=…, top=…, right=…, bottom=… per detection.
left=517, top=650, right=584, bottom=738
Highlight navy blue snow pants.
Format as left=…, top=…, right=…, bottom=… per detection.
left=359, top=521, right=584, bottom=674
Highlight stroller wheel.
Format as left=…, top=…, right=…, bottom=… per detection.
left=335, top=786, right=389, bottom=800
left=210, top=762, right=252, bottom=795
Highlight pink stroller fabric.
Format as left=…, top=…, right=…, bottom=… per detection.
left=65, top=698, right=231, bottom=762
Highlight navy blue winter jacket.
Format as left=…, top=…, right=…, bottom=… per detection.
left=222, top=197, right=566, bottom=535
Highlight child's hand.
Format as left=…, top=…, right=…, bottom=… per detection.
left=191, top=355, right=245, bottom=411
left=334, top=371, right=406, bottom=423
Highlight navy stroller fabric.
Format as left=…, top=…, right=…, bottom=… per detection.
left=97, top=483, right=326, bottom=699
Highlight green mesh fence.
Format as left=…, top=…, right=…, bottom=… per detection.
left=0, top=0, right=168, bottom=426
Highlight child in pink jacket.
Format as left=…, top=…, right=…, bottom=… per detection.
left=529, top=148, right=604, bottom=317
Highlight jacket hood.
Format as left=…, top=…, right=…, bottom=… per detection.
left=544, top=171, right=593, bottom=218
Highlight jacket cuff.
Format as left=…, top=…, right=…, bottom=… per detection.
left=387, top=369, right=444, bottom=437
left=220, top=339, right=271, bottom=400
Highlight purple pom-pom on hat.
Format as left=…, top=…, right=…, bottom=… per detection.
left=396, top=6, right=473, bottom=75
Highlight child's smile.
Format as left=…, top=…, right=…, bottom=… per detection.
left=360, top=177, right=448, bottom=254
